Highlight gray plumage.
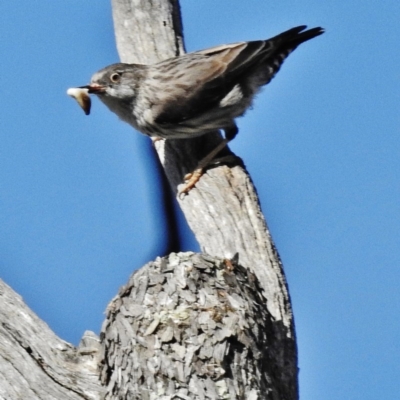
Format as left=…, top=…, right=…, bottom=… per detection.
left=83, top=25, right=324, bottom=141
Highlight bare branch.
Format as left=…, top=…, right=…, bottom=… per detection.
left=0, top=2, right=298, bottom=399
left=0, top=279, right=104, bottom=399
left=110, top=0, right=298, bottom=398
left=101, top=253, right=292, bottom=399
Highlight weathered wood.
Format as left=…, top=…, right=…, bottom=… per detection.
left=110, top=0, right=298, bottom=398
left=0, top=2, right=298, bottom=399
left=0, top=279, right=104, bottom=399
left=100, top=252, right=288, bottom=400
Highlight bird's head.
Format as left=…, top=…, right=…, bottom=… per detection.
left=71, top=63, right=147, bottom=124
left=81, top=63, right=141, bottom=101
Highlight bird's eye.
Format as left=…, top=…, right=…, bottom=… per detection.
left=110, top=73, right=121, bottom=83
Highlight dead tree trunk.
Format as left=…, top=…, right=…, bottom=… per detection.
left=0, top=1, right=298, bottom=399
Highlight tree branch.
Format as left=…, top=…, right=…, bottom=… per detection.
left=110, top=0, right=298, bottom=398
left=0, top=2, right=298, bottom=399
left=0, top=279, right=104, bottom=399
left=100, top=253, right=289, bottom=399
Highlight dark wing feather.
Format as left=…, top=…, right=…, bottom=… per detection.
left=151, top=42, right=250, bottom=125
left=154, top=25, right=324, bottom=126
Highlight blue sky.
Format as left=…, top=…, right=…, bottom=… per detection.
left=0, top=1, right=399, bottom=399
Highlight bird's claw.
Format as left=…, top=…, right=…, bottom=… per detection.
left=178, top=168, right=204, bottom=198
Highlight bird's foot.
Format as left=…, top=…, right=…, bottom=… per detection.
left=178, top=138, right=231, bottom=197
left=179, top=168, right=204, bottom=198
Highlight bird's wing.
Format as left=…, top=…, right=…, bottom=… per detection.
left=148, top=41, right=253, bottom=125
left=150, top=25, right=323, bottom=126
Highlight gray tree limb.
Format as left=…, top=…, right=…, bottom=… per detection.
left=0, top=279, right=104, bottom=399
left=109, top=0, right=298, bottom=398
left=100, top=252, right=294, bottom=400
left=0, top=1, right=298, bottom=399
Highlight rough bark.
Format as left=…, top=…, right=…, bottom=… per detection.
left=100, top=252, right=290, bottom=400
left=0, top=279, right=104, bottom=399
left=109, top=0, right=298, bottom=399
left=0, top=1, right=298, bottom=399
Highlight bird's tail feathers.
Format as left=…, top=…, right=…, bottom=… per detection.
left=251, top=25, right=324, bottom=87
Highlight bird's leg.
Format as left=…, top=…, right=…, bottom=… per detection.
left=181, top=138, right=229, bottom=193
left=179, top=124, right=238, bottom=196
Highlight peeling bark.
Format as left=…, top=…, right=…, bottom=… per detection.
left=110, top=0, right=298, bottom=398
left=0, top=2, right=298, bottom=399
left=0, top=279, right=104, bottom=399
left=100, top=253, right=293, bottom=400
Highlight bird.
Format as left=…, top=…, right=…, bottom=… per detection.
left=74, top=25, right=324, bottom=194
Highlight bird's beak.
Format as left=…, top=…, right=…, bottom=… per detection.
left=79, top=84, right=106, bottom=94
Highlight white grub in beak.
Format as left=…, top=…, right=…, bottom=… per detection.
left=67, top=87, right=91, bottom=115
